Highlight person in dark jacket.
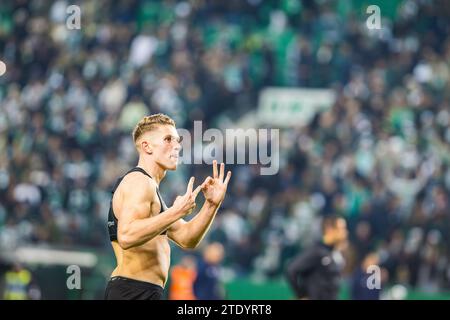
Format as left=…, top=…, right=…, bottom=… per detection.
left=194, top=242, right=225, bottom=300
left=286, top=215, right=348, bottom=300
left=351, top=252, right=383, bottom=300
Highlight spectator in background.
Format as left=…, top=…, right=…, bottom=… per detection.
left=194, top=242, right=225, bottom=300
left=286, top=215, right=348, bottom=300
left=2, top=262, right=41, bottom=300
left=169, top=255, right=197, bottom=300
left=350, top=252, right=385, bottom=300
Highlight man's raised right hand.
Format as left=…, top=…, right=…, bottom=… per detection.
left=171, top=177, right=202, bottom=217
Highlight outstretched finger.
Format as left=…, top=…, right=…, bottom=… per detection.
left=213, top=160, right=218, bottom=179
left=192, top=184, right=202, bottom=198
left=186, top=177, right=195, bottom=194
left=224, top=171, right=232, bottom=185
left=219, top=163, right=225, bottom=181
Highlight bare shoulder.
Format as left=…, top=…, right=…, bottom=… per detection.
left=113, top=171, right=158, bottom=221
left=117, top=171, right=157, bottom=202
left=124, top=172, right=156, bottom=194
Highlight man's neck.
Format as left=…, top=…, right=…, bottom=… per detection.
left=137, top=158, right=166, bottom=186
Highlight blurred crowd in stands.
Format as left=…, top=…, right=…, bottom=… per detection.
left=1, top=0, right=450, bottom=296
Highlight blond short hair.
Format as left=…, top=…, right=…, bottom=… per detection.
left=132, top=113, right=176, bottom=145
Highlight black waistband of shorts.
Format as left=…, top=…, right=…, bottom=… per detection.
left=109, top=276, right=164, bottom=291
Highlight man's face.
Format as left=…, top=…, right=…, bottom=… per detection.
left=140, top=125, right=181, bottom=170
left=334, top=219, right=348, bottom=244
left=327, top=218, right=348, bottom=246
left=205, top=243, right=225, bottom=265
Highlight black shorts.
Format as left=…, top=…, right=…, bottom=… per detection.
left=104, top=276, right=164, bottom=300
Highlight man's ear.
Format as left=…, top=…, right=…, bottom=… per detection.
left=141, top=140, right=153, bottom=154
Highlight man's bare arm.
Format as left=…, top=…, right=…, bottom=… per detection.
left=168, top=161, right=231, bottom=249
left=167, top=201, right=220, bottom=249
left=116, top=175, right=199, bottom=250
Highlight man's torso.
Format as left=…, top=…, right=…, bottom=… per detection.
left=109, top=168, right=171, bottom=288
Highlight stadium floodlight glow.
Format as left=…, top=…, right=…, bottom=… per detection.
left=0, top=60, right=6, bottom=76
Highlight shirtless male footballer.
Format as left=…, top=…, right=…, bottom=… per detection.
left=104, top=114, right=231, bottom=300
